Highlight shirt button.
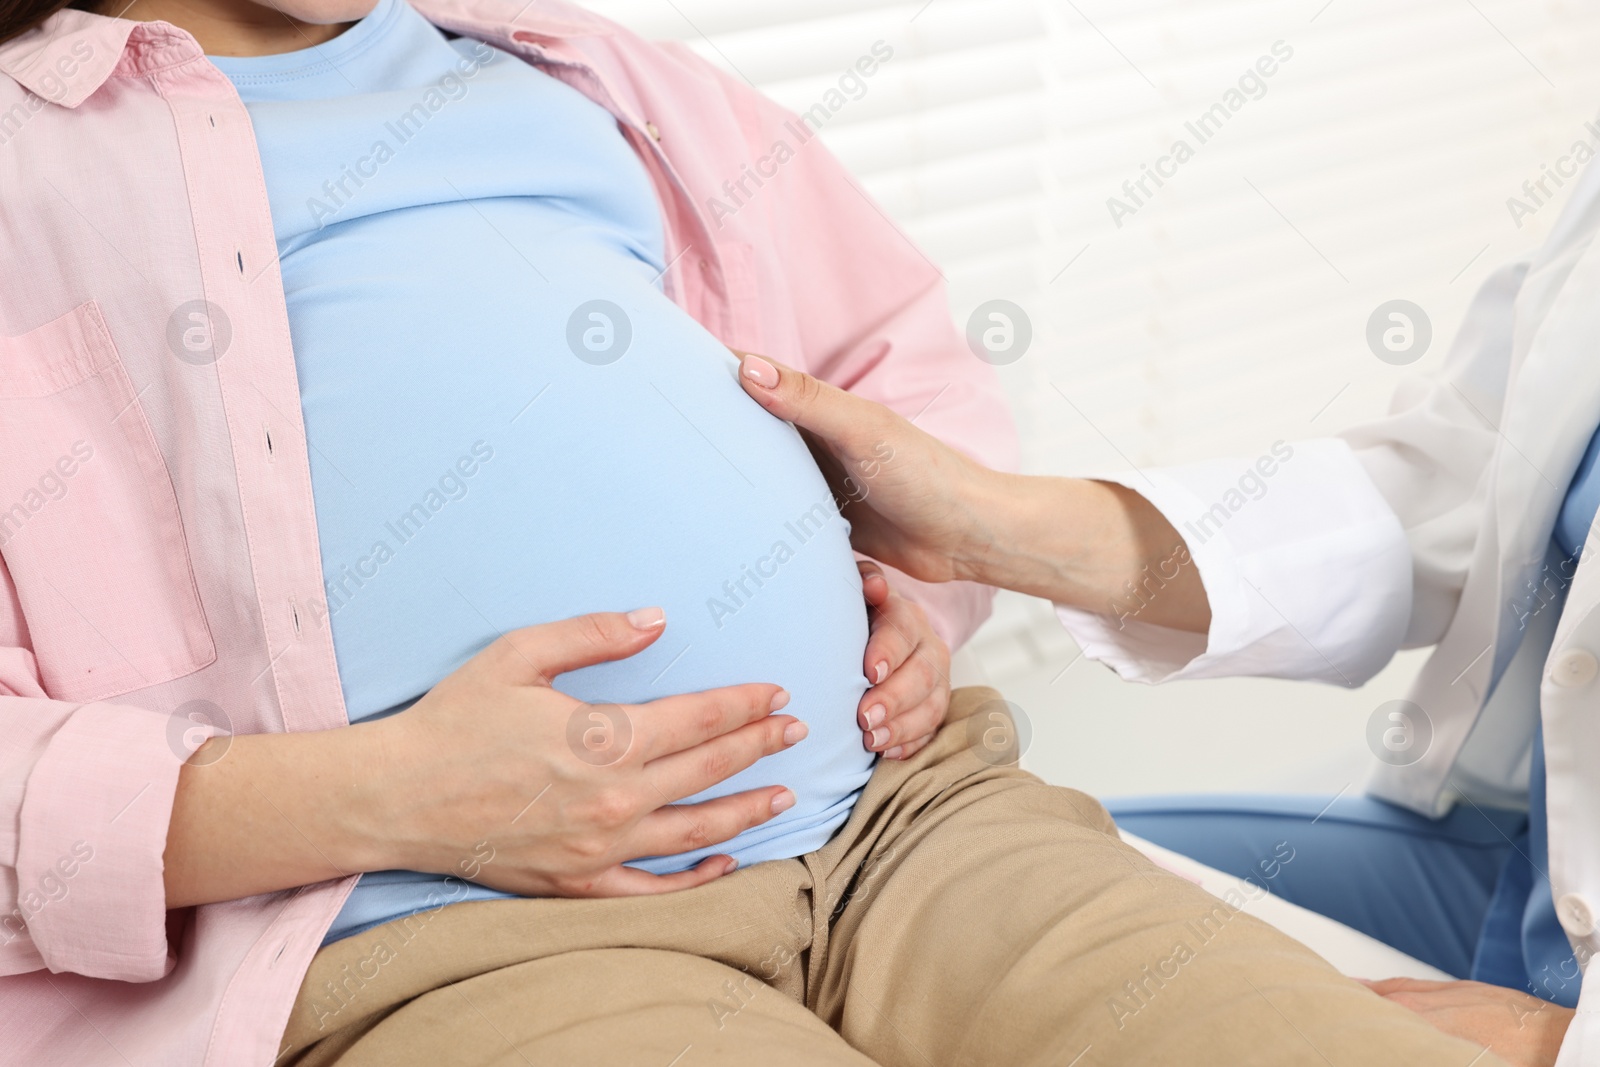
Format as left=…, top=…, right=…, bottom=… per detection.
left=1550, top=648, right=1599, bottom=688
left=645, top=121, right=661, bottom=142
left=1558, top=894, right=1596, bottom=937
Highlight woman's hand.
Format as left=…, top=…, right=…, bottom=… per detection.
left=164, top=608, right=805, bottom=909
left=361, top=608, right=807, bottom=898
left=857, top=561, right=951, bottom=760
left=1359, top=978, right=1573, bottom=1067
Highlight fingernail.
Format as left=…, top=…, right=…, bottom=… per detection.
left=741, top=355, right=779, bottom=389
left=869, top=727, right=889, bottom=748
left=865, top=704, right=886, bottom=729
left=884, top=746, right=903, bottom=760
left=627, top=607, right=666, bottom=630
left=770, top=789, right=796, bottom=815
left=723, top=857, right=739, bottom=875
left=783, top=720, right=809, bottom=744
left=873, top=662, right=889, bottom=685
left=770, top=689, right=791, bottom=712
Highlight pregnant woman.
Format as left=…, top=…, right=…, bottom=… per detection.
left=202, top=0, right=888, bottom=939
left=0, top=0, right=1522, bottom=1064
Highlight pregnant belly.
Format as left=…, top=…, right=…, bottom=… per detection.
left=293, top=238, right=874, bottom=872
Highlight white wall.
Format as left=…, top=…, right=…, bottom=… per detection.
left=583, top=0, right=1600, bottom=799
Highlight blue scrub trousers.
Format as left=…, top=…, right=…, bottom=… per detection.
left=1107, top=794, right=1522, bottom=982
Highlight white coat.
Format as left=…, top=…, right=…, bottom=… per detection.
left=1055, top=156, right=1600, bottom=1067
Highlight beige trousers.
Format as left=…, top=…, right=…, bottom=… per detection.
left=278, top=688, right=1503, bottom=1067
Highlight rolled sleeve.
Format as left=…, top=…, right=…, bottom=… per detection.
left=1054, top=438, right=1413, bottom=687
left=13, top=700, right=214, bottom=982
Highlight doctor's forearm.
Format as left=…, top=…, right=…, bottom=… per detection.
left=955, top=474, right=1212, bottom=634
left=732, top=354, right=1211, bottom=633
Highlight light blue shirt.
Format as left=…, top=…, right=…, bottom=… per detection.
left=1555, top=426, right=1600, bottom=561
left=212, top=0, right=872, bottom=944
left=1470, top=425, right=1600, bottom=1006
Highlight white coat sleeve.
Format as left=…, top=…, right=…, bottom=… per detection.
left=1053, top=438, right=1413, bottom=686
left=1055, top=259, right=1531, bottom=687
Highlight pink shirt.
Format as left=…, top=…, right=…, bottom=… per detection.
left=0, top=2, right=1017, bottom=1063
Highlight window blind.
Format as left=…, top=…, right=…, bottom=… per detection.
left=581, top=0, right=1600, bottom=663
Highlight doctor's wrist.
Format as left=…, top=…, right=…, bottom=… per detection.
left=950, top=472, right=1082, bottom=596
left=955, top=475, right=1212, bottom=634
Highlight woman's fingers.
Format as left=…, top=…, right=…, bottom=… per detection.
left=869, top=690, right=947, bottom=755
left=558, top=854, right=740, bottom=898
left=634, top=683, right=791, bottom=763
left=484, top=608, right=667, bottom=687
left=860, top=646, right=943, bottom=749
left=862, top=608, right=914, bottom=693
left=857, top=559, right=892, bottom=608
left=883, top=733, right=935, bottom=762
left=853, top=574, right=953, bottom=755
left=644, top=711, right=807, bottom=801
left=625, top=786, right=797, bottom=861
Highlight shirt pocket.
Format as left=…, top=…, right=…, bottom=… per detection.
left=0, top=301, right=215, bottom=702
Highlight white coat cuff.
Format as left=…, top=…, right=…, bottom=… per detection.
left=1054, top=439, right=1413, bottom=686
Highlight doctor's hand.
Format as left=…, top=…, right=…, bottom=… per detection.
left=366, top=609, right=807, bottom=899
left=737, top=352, right=994, bottom=585
left=737, top=352, right=1213, bottom=633
left=1359, top=978, right=1572, bottom=1067
left=857, top=560, right=950, bottom=761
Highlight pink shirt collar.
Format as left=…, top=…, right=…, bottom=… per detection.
left=0, top=0, right=612, bottom=108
